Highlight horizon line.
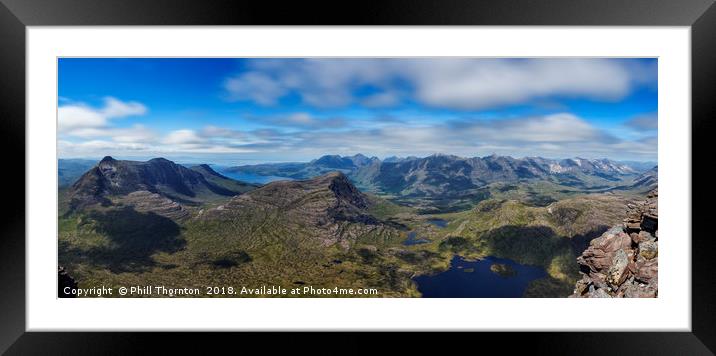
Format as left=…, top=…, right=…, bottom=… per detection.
left=57, top=152, right=659, bottom=165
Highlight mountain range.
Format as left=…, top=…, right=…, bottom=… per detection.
left=59, top=154, right=657, bottom=297
left=62, top=154, right=657, bottom=215
left=59, top=158, right=97, bottom=187
left=624, top=165, right=658, bottom=191
left=227, top=154, right=655, bottom=203
left=228, top=154, right=647, bottom=182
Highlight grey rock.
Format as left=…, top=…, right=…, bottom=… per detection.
left=639, top=240, right=658, bottom=260
left=588, top=288, right=612, bottom=298
left=607, top=249, right=630, bottom=288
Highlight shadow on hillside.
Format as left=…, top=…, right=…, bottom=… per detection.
left=60, top=207, right=185, bottom=273
left=569, top=225, right=611, bottom=254
left=478, top=224, right=584, bottom=297
left=480, top=225, right=570, bottom=267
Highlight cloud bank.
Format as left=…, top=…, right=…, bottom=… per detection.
left=59, top=105, right=657, bottom=162
left=224, top=59, right=654, bottom=110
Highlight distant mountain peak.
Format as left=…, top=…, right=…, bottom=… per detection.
left=322, top=171, right=347, bottom=179
left=325, top=172, right=369, bottom=209
left=69, top=157, right=256, bottom=212
left=147, top=157, right=175, bottom=165
left=191, top=163, right=230, bottom=179
left=311, top=154, right=379, bottom=170
left=234, top=171, right=368, bottom=209
left=205, top=171, right=380, bottom=246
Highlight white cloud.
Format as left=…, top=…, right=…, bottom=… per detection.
left=158, top=127, right=264, bottom=154
left=223, top=59, right=652, bottom=110
left=224, top=72, right=287, bottom=105
left=163, top=129, right=204, bottom=145
left=100, top=97, right=147, bottom=118
left=276, top=112, right=347, bottom=128
left=250, top=112, right=656, bottom=161
left=465, top=113, right=614, bottom=143
left=200, top=125, right=246, bottom=139
left=245, top=112, right=348, bottom=129
left=625, top=113, right=658, bottom=130
left=112, top=125, right=156, bottom=143
left=286, top=112, right=314, bottom=125
left=224, top=59, right=391, bottom=108
left=407, top=59, right=633, bottom=109
left=58, top=140, right=151, bottom=156
left=67, top=124, right=155, bottom=143
left=58, top=97, right=148, bottom=135
left=59, top=124, right=260, bottom=157
left=58, top=113, right=656, bottom=161
left=58, top=105, right=107, bottom=131
left=58, top=97, right=157, bottom=158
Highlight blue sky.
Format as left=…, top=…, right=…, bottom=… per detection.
left=58, top=58, right=657, bottom=164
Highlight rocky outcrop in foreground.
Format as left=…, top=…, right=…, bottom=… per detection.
left=571, top=189, right=658, bottom=298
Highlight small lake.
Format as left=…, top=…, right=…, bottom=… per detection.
left=413, top=255, right=547, bottom=298
left=403, top=218, right=449, bottom=245
left=427, top=218, right=448, bottom=228
left=404, top=231, right=430, bottom=245
left=213, top=166, right=293, bottom=184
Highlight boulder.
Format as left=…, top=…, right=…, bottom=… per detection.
left=625, top=220, right=642, bottom=232
left=589, top=272, right=609, bottom=290
left=635, top=257, right=658, bottom=284
left=572, top=275, right=591, bottom=296
left=577, top=230, right=631, bottom=272
left=588, top=288, right=612, bottom=298
left=633, top=231, right=654, bottom=244
left=622, top=280, right=658, bottom=298
left=607, top=249, right=630, bottom=288
left=639, top=240, right=658, bottom=260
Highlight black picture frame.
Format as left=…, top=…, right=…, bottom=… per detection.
left=1, top=0, right=714, bottom=354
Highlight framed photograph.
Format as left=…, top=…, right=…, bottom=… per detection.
left=2, top=0, right=715, bottom=353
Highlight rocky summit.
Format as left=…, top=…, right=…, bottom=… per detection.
left=202, top=172, right=394, bottom=247
left=68, top=156, right=257, bottom=212
left=571, top=189, right=658, bottom=298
